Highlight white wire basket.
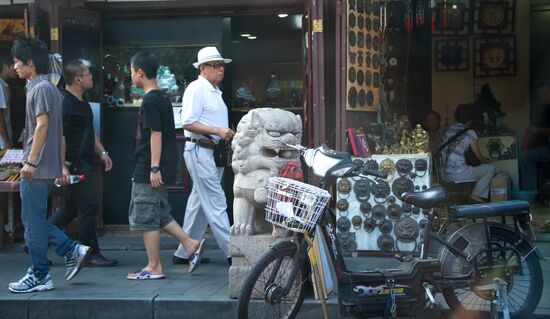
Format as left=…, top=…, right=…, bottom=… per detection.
left=265, top=177, right=331, bottom=234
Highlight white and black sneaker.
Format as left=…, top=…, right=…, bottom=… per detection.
left=64, top=244, right=90, bottom=281
left=8, top=268, right=54, bottom=293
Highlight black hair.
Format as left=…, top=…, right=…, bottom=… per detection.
left=10, top=36, right=50, bottom=75
left=453, top=103, right=475, bottom=124
left=424, top=110, right=441, bottom=131
left=63, top=59, right=86, bottom=85
left=130, top=52, right=158, bottom=79
left=0, top=52, right=12, bottom=67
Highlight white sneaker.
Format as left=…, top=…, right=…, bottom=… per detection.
left=9, top=268, right=54, bottom=293
left=64, top=244, right=90, bottom=281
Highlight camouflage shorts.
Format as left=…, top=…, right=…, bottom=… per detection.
left=128, top=182, right=173, bottom=231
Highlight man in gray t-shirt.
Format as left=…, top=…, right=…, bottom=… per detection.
left=8, top=36, right=89, bottom=294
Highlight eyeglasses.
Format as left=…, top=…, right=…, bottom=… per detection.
left=203, top=62, right=225, bottom=69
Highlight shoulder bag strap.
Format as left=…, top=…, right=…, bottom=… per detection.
left=437, top=127, right=472, bottom=154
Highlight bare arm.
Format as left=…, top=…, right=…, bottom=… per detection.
left=20, top=113, right=48, bottom=179
left=150, top=130, right=163, bottom=187
left=95, top=135, right=112, bottom=171
left=0, top=110, right=12, bottom=148
left=183, top=121, right=234, bottom=141
left=470, top=139, right=491, bottom=163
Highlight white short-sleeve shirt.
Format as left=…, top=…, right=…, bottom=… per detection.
left=180, top=75, right=228, bottom=141
left=440, top=123, right=478, bottom=174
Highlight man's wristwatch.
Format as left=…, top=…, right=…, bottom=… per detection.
left=150, top=166, right=160, bottom=173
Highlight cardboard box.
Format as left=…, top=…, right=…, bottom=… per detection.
left=490, top=175, right=509, bottom=202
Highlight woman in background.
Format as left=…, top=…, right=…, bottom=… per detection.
left=440, top=103, right=495, bottom=203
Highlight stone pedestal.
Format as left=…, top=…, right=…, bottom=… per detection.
left=228, top=234, right=289, bottom=298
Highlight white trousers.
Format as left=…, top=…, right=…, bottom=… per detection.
left=174, top=142, right=230, bottom=258
left=444, top=163, right=495, bottom=198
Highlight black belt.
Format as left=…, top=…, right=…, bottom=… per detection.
left=185, top=137, right=216, bottom=149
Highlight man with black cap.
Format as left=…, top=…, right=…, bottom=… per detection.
left=173, top=47, right=234, bottom=266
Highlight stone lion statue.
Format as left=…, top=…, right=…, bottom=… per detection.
left=231, top=108, right=302, bottom=235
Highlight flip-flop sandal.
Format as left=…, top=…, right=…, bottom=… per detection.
left=189, top=239, right=206, bottom=273
left=127, top=269, right=165, bottom=280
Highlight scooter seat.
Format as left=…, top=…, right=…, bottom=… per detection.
left=448, top=200, right=530, bottom=219
left=400, top=187, right=447, bottom=209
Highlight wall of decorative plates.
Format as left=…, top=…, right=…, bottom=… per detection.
left=346, top=0, right=380, bottom=112
left=336, top=154, right=431, bottom=254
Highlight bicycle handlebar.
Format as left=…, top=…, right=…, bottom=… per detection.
left=362, top=168, right=388, bottom=179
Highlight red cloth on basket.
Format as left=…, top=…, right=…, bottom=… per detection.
left=278, top=161, right=303, bottom=182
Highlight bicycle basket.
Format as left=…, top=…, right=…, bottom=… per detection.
left=265, top=177, right=331, bottom=234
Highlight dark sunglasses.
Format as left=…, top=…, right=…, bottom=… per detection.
left=203, top=62, right=225, bottom=69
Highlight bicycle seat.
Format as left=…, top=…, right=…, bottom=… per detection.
left=400, top=187, right=447, bottom=209
left=448, top=200, right=530, bottom=219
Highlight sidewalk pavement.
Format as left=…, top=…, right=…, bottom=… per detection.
left=0, top=233, right=549, bottom=319
left=0, top=234, right=334, bottom=319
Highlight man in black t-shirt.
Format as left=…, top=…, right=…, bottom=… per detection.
left=50, top=59, right=117, bottom=267
left=126, top=52, right=204, bottom=279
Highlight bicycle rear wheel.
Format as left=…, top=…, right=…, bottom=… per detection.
left=237, top=243, right=308, bottom=319
left=440, top=224, right=543, bottom=318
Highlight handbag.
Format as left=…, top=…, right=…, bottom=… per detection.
left=438, top=127, right=482, bottom=167
left=213, top=139, right=232, bottom=168
left=464, top=147, right=482, bottom=167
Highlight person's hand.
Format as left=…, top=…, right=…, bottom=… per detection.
left=216, top=128, right=235, bottom=141
left=483, top=156, right=493, bottom=164
left=59, top=165, right=71, bottom=185
left=20, top=163, right=36, bottom=180
left=101, top=153, right=113, bottom=172
left=150, top=171, right=163, bottom=188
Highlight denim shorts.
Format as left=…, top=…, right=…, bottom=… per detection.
left=128, top=182, right=174, bottom=231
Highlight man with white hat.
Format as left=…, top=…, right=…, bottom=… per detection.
left=173, top=46, right=235, bottom=265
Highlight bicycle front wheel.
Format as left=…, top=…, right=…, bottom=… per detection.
left=440, top=224, right=543, bottom=318
left=236, top=243, right=308, bottom=319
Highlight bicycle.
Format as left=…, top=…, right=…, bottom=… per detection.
left=236, top=144, right=543, bottom=319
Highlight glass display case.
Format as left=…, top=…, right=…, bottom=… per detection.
left=230, top=62, right=303, bottom=112
left=102, top=44, right=208, bottom=107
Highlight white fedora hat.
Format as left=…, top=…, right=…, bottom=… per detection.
left=193, top=46, right=232, bottom=69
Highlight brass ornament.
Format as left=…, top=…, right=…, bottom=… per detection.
left=360, top=201, right=372, bottom=216
left=337, top=217, right=351, bottom=232
left=395, top=158, right=413, bottom=176
left=354, top=179, right=371, bottom=201
left=391, top=177, right=415, bottom=198
left=351, top=215, right=363, bottom=229
left=378, top=158, right=395, bottom=181
left=394, top=216, right=420, bottom=243
left=387, top=203, right=403, bottom=221
left=363, top=218, right=376, bottom=232
left=371, top=204, right=387, bottom=224
left=377, top=234, right=394, bottom=253
left=378, top=219, right=393, bottom=234
left=338, top=231, right=358, bottom=252
left=337, top=178, right=352, bottom=194
left=337, top=199, right=349, bottom=212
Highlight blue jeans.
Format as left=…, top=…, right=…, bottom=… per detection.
left=20, top=179, right=76, bottom=278
left=519, top=146, right=550, bottom=191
